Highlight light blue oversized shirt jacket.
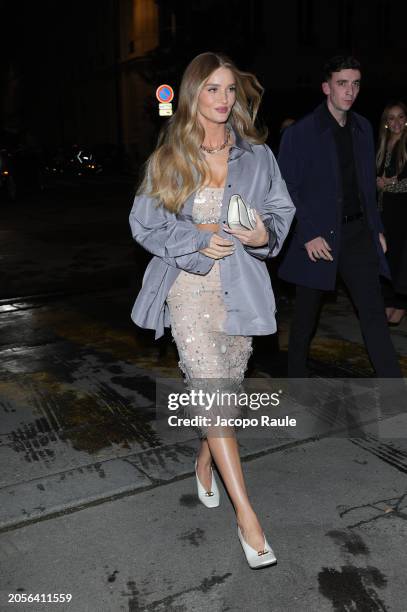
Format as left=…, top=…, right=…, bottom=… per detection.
left=129, top=133, right=295, bottom=339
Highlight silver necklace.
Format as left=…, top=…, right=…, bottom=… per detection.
left=200, top=127, right=231, bottom=154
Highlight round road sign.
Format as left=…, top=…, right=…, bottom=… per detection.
left=156, top=84, right=174, bottom=103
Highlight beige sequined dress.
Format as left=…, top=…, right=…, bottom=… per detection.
left=167, top=187, right=252, bottom=384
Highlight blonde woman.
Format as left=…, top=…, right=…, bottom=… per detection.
left=377, top=101, right=407, bottom=325
left=129, top=52, right=294, bottom=568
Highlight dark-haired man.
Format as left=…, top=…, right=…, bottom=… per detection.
left=278, top=55, right=401, bottom=377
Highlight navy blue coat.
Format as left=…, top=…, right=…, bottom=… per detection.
left=278, top=103, right=389, bottom=290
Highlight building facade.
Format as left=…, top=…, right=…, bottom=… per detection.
left=1, top=0, right=406, bottom=168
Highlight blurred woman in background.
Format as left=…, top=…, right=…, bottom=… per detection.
left=377, top=101, right=407, bottom=325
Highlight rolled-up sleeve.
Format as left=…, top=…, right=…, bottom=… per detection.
left=163, top=251, right=214, bottom=274
left=258, top=145, right=296, bottom=258
left=129, top=194, right=214, bottom=275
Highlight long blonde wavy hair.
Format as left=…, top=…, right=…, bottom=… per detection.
left=376, top=101, right=407, bottom=175
left=138, top=52, right=267, bottom=213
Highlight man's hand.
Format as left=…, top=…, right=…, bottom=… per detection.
left=222, top=211, right=268, bottom=247
left=199, top=234, right=235, bottom=259
left=305, top=236, right=333, bottom=262
left=379, top=232, right=387, bottom=253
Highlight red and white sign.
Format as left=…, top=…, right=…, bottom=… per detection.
left=156, top=84, right=174, bottom=104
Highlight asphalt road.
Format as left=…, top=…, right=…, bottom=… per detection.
left=0, top=180, right=406, bottom=612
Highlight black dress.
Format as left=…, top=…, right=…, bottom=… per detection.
left=380, top=144, right=407, bottom=308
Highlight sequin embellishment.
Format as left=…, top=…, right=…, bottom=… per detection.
left=166, top=187, right=252, bottom=433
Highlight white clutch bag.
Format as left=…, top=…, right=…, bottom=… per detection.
left=227, top=194, right=257, bottom=231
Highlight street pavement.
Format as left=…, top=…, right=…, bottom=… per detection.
left=0, top=181, right=406, bottom=612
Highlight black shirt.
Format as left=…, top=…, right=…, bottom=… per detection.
left=324, top=104, right=362, bottom=217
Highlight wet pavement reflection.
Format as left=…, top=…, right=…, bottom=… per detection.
left=1, top=181, right=406, bottom=531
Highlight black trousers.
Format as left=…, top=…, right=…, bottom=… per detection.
left=287, top=219, right=402, bottom=377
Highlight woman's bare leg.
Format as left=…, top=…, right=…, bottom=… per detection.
left=167, top=289, right=263, bottom=546
left=196, top=439, right=213, bottom=491
left=389, top=308, right=406, bottom=324
left=385, top=307, right=396, bottom=321
left=199, top=429, right=266, bottom=551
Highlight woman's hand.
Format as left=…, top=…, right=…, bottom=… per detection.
left=222, top=211, right=268, bottom=247
left=199, top=234, right=235, bottom=259
left=378, top=175, right=398, bottom=190
left=376, top=176, right=385, bottom=191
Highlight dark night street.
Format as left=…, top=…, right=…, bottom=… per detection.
left=0, top=181, right=407, bottom=611
left=1, top=0, right=407, bottom=609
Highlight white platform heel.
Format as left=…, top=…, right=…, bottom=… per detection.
left=195, top=460, right=220, bottom=508
left=237, top=526, right=277, bottom=569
